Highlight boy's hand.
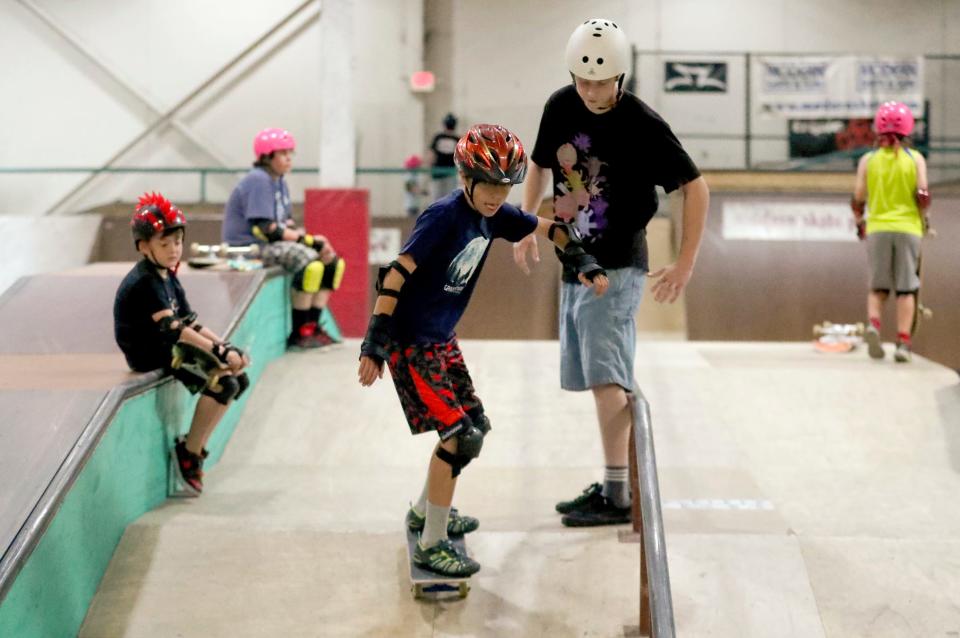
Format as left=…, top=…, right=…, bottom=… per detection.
left=512, top=234, right=540, bottom=275
left=358, top=356, right=384, bottom=386
left=648, top=262, right=693, bottom=304
left=225, top=350, right=245, bottom=371
left=578, top=272, right=609, bottom=296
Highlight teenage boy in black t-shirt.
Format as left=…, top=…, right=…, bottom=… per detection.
left=514, top=18, right=710, bottom=527
left=115, top=192, right=251, bottom=496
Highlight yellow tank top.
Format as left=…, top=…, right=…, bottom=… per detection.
left=865, top=147, right=923, bottom=236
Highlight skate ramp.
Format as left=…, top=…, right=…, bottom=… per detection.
left=79, top=340, right=960, bottom=637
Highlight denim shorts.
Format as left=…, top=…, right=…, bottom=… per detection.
left=559, top=267, right=645, bottom=392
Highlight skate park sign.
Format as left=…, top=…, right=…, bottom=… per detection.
left=722, top=200, right=858, bottom=241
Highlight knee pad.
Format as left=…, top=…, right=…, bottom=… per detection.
left=434, top=418, right=489, bottom=478
left=202, top=374, right=240, bottom=405
left=235, top=372, right=250, bottom=399
left=320, top=256, right=346, bottom=290
left=295, top=261, right=325, bottom=293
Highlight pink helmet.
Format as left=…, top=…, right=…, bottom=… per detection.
left=253, top=128, right=296, bottom=158
left=403, top=154, right=422, bottom=170
left=874, top=102, right=914, bottom=137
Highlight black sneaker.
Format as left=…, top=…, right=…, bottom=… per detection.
left=555, top=482, right=604, bottom=514
left=172, top=438, right=203, bottom=495
left=560, top=493, right=631, bottom=527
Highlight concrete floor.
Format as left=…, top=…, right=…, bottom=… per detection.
left=80, top=339, right=960, bottom=637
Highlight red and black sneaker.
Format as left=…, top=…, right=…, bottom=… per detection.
left=307, top=325, right=342, bottom=350
left=171, top=437, right=204, bottom=496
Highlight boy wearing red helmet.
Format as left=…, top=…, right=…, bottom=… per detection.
left=115, top=192, right=251, bottom=495
left=515, top=18, right=709, bottom=527
left=223, top=128, right=344, bottom=349
left=358, top=124, right=609, bottom=577
left=852, top=101, right=930, bottom=363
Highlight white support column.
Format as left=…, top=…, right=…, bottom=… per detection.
left=318, top=0, right=356, bottom=188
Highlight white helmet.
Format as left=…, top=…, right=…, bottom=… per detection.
left=565, top=18, right=629, bottom=81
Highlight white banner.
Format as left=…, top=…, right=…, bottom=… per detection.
left=722, top=201, right=858, bottom=242
left=756, top=56, right=923, bottom=119
left=369, top=227, right=402, bottom=265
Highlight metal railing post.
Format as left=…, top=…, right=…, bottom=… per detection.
left=629, top=384, right=676, bottom=637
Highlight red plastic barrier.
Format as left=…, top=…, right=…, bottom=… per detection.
left=304, top=188, right=369, bottom=338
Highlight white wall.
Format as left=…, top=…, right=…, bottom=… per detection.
left=444, top=0, right=960, bottom=172
left=0, top=0, right=424, bottom=216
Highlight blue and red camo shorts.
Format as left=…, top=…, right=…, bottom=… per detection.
left=386, top=336, right=483, bottom=440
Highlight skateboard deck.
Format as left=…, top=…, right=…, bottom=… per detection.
left=188, top=242, right=262, bottom=271
left=812, top=321, right=863, bottom=354
left=405, top=526, right=470, bottom=600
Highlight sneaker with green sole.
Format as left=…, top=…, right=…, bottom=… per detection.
left=406, top=506, right=479, bottom=535
left=413, top=538, right=480, bottom=577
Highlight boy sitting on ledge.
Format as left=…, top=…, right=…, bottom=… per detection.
left=114, top=192, right=251, bottom=495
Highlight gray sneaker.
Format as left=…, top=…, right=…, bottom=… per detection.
left=413, top=538, right=480, bottom=577
left=406, top=506, right=479, bottom=535
left=864, top=325, right=884, bottom=359
left=894, top=341, right=912, bottom=363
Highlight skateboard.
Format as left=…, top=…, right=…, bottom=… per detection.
left=910, top=223, right=935, bottom=336
left=812, top=321, right=864, bottom=354
left=188, top=242, right=261, bottom=270
left=405, top=526, right=470, bottom=600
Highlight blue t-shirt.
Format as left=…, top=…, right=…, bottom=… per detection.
left=391, top=190, right=538, bottom=344
left=222, top=168, right=292, bottom=245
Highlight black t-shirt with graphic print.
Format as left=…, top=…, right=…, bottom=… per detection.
left=531, top=84, right=701, bottom=282
left=391, top=189, right=538, bottom=344
left=114, top=259, right=193, bottom=372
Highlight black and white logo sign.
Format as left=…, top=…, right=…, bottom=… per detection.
left=664, top=62, right=728, bottom=93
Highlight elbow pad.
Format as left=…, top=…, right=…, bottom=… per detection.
left=157, top=314, right=184, bottom=345
left=252, top=220, right=284, bottom=242
left=916, top=189, right=930, bottom=210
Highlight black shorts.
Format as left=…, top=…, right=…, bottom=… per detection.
left=386, top=337, right=482, bottom=440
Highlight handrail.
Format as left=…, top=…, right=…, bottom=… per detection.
left=629, top=383, right=676, bottom=637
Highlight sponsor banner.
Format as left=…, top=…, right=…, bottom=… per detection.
left=664, top=61, right=728, bottom=93
left=723, top=200, right=858, bottom=242
left=757, top=56, right=923, bottom=119
left=369, top=227, right=401, bottom=265
left=788, top=117, right=928, bottom=158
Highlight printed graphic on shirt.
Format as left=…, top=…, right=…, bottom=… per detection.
left=444, top=236, right=489, bottom=293
left=554, top=134, right=609, bottom=239
left=275, top=188, right=290, bottom=223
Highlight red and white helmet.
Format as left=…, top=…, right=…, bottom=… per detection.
left=874, top=102, right=914, bottom=137
left=253, top=128, right=296, bottom=158
left=565, top=18, right=630, bottom=81
left=454, top=124, right=527, bottom=185
left=131, top=192, right=186, bottom=246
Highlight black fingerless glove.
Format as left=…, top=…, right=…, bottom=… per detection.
left=559, top=243, right=606, bottom=282
left=360, top=314, right=392, bottom=366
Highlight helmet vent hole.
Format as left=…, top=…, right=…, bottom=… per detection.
left=597, top=58, right=604, bottom=64
left=592, top=33, right=602, bottom=37
left=582, top=55, right=589, bottom=63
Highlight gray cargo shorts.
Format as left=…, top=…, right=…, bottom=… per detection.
left=867, top=232, right=921, bottom=293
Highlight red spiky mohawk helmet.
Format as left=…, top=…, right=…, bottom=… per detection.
left=131, top=192, right=186, bottom=246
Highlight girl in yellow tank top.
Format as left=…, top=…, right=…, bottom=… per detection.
left=850, top=101, right=931, bottom=362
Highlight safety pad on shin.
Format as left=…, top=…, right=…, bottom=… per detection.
left=235, top=372, right=250, bottom=399
left=320, top=256, right=346, bottom=290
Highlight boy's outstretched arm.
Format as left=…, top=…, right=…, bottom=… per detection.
left=532, top=218, right=609, bottom=296
left=358, top=253, right=417, bottom=386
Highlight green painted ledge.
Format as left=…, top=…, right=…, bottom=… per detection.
left=0, top=273, right=339, bottom=638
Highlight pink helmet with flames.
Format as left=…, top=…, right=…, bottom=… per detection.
left=253, top=128, right=296, bottom=158
left=874, top=102, right=914, bottom=137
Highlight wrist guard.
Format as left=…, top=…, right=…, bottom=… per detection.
left=213, top=342, right=244, bottom=364
left=360, top=314, right=393, bottom=365
left=549, top=222, right=605, bottom=282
